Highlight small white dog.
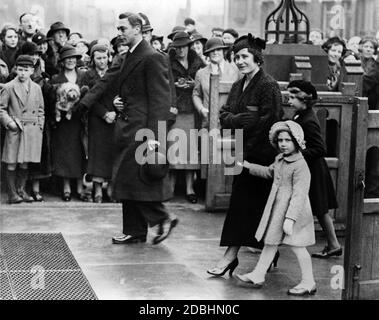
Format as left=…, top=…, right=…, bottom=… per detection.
left=55, top=82, right=81, bottom=122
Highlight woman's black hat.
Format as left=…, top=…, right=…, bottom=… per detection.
left=190, top=32, right=207, bottom=46
left=32, top=32, right=48, bottom=45
left=168, top=26, right=186, bottom=40
left=151, top=35, right=164, bottom=43
left=171, top=32, right=193, bottom=48
left=232, top=33, right=266, bottom=53
left=321, top=36, right=347, bottom=55
left=47, top=21, right=70, bottom=39
left=287, top=80, right=318, bottom=100
left=203, top=37, right=229, bottom=55
left=58, top=45, right=82, bottom=62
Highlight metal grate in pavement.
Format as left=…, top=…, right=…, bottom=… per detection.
left=1, top=233, right=79, bottom=271
left=0, top=272, right=14, bottom=300
left=0, top=233, right=97, bottom=300
left=9, top=271, right=97, bottom=300
left=0, top=257, right=6, bottom=271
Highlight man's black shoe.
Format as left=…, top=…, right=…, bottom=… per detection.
left=153, top=218, right=178, bottom=245
left=112, top=234, right=146, bottom=244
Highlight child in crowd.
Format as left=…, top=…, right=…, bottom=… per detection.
left=287, top=80, right=341, bottom=258
left=0, top=55, right=45, bottom=204
left=236, top=120, right=316, bottom=296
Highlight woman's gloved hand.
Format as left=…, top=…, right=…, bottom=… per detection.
left=231, top=112, right=257, bottom=128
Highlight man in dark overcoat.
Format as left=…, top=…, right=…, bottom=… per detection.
left=79, top=12, right=177, bottom=244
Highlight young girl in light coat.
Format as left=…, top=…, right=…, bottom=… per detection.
left=236, top=120, right=316, bottom=296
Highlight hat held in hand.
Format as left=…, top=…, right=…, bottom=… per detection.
left=139, top=146, right=169, bottom=185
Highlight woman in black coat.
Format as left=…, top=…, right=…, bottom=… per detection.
left=81, top=44, right=116, bottom=203
left=49, top=45, right=86, bottom=201
left=207, top=34, right=283, bottom=276
left=287, top=80, right=341, bottom=259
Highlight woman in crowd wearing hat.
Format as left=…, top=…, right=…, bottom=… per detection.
left=358, top=37, right=378, bottom=74
left=169, top=31, right=205, bottom=203
left=110, top=35, right=129, bottom=66
left=81, top=44, right=116, bottom=203
left=68, top=32, right=83, bottom=47
left=48, top=44, right=86, bottom=201
left=222, top=28, right=239, bottom=62
left=75, top=38, right=91, bottom=70
left=46, top=21, right=70, bottom=72
left=236, top=121, right=317, bottom=296
left=166, top=26, right=187, bottom=53
left=0, top=24, right=20, bottom=71
left=193, top=37, right=239, bottom=129
left=190, top=32, right=208, bottom=66
left=32, top=31, right=58, bottom=77
left=207, top=34, right=283, bottom=277
left=321, top=36, right=347, bottom=91
left=222, top=29, right=239, bottom=46
left=151, top=35, right=165, bottom=51
left=287, top=80, right=341, bottom=259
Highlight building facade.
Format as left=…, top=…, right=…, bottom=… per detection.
left=225, top=0, right=379, bottom=40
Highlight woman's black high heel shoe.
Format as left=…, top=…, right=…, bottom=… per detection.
left=267, top=251, right=280, bottom=273
left=207, top=258, right=239, bottom=277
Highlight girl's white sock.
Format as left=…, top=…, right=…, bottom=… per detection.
left=247, top=245, right=278, bottom=282
left=291, top=246, right=315, bottom=287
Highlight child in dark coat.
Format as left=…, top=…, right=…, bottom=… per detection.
left=236, top=121, right=316, bottom=296
left=287, top=80, right=341, bottom=259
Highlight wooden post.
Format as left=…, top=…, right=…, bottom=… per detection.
left=343, top=97, right=368, bottom=299
left=205, top=74, right=222, bottom=210
left=292, top=56, right=312, bottom=81
left=340, top=57, right=364, bottom=96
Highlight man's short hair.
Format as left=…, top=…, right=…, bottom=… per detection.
left=184, top=17, right=195, bottom=26
left=118, top=12, right=143, bottom=30
left=19, top=12, right=33, bottom=23
left=212, top=27, right=224, bottom=33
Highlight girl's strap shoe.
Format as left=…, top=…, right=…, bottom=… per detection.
left=287, top=284, right=317, bottom=296
left=235, top=274, right=264, bottom=288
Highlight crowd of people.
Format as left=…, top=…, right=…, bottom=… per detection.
left=0, top=13, right=246, bottom=204
left=1, top=13, right=378, bottom=204
left=0, top=11, right=374, bottom=296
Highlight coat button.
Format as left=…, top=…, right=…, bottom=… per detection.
left=32, top=111, right=35, bottom=114
left=33, top=123, right=36, bottom=126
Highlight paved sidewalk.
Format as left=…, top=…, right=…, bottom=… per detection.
left=0, top=195, right=343, bottom=300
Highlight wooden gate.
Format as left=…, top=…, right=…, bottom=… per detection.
left=343, top=98, right=379, bottom=299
